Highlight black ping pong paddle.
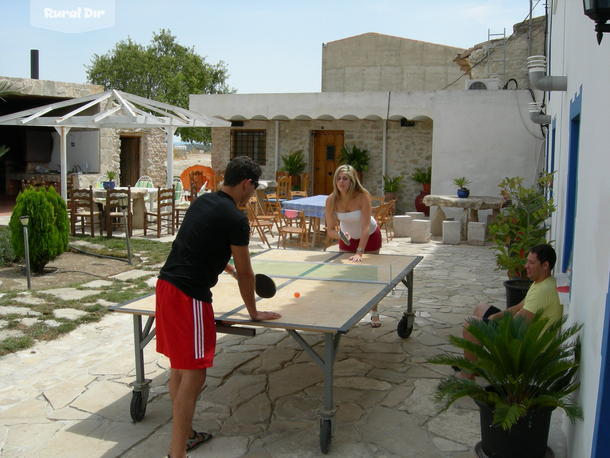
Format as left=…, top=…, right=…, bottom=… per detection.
left=255, top=273, right=276, bottom=298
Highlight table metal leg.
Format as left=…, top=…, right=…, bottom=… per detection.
left=130, top=314, right=155, bottom=422
left=287, top=330, right=341, bottom=454
left=397, top=271, right=415, bottom=338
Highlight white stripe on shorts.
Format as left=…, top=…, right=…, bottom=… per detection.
left=193, top=299, right=204, bottom=359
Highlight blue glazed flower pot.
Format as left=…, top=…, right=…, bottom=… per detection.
left=457, top=188, right=470, bottom=198
left=103, top=181, right=116, bottom=190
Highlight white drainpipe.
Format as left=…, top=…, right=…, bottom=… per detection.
left=527, top=55, right=567, bottom=91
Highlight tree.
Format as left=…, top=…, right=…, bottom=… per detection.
left=86, top=29, right=232, bottom=143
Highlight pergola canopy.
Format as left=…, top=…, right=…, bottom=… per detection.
left=0, top=89, right=230, bottom=198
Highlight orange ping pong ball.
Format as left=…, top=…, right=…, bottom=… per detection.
left=294, top=291, right=301, bottom=298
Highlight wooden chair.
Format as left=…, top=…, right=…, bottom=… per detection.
left=277, top=209, right=309, bottom=248
left=275, top=170, right=289, bottom=181
left=105, top=187, right=133, bottom=237
left=267, top=175, right=292, bottom=201
left=246, top=200, right=273, bottom=248
left=70, top=186, right=103, bottom=237
left=300, top=173, right=309, bottom=193
left=290, top=190, right=308, bottom=199
left=144, top=186, right=175, bottom=237
left=374, top=201, right=395, bottom=241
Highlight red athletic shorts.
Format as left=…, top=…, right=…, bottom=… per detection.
left=338, top=226, right=382, bottom=252
left=155, top=278, right=216, bottom=369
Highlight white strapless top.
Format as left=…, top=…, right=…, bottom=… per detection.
left=336, top=209, right=377, bottom=239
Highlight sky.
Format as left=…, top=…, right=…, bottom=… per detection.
left=0, top=0, right=545, bottom=94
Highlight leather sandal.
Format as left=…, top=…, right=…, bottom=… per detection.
left=186, top=430, right=213, bottom=451
left=370, top=311, right=382, bottom=328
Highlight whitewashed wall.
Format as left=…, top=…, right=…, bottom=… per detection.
left=545, top=2, right=610, bottom=457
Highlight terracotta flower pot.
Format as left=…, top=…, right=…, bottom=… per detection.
left=415, top=183, right=430, bottom=216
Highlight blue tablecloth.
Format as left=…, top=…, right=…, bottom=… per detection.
left=281, top=194, right=328, bottom=219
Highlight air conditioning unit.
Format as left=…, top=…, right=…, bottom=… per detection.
left=465, top=78, right=500, bottom=90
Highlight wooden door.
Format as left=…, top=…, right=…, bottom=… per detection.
left=119, top=136, right=141, bottom=187
left=313, top=130, right=343, bottom=195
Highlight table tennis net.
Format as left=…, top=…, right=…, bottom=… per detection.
left=250, top=259, right=393, bottom=284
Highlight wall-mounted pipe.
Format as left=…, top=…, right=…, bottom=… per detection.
left=528, top=102, right=551, bottom=125
left=527, top=55, right=567, bottom=91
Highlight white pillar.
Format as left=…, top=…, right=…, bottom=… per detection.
left=165, top=127, right=177, bottom=188
left=54, top=126, right=71, bottom=200
left=381, top=119, right=387, bottom=187
left=274, top=120, right=279, bottom=175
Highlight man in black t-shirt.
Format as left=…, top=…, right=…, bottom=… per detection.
left=156, top=156, right=281, bottom=457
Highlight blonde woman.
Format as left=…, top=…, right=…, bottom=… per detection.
left=325, top=164, right=383, bottom=327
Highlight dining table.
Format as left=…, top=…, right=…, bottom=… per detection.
left=281, top=194, right=328, bottom=247
left=93, top=187, right=158, bottom=230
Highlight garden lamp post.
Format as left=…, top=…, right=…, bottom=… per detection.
left=19, top=215, right=32, bottom=289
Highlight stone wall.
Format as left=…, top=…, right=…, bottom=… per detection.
left=460, top=16, right=546, bottom=90
left=322, top=33, right=465, bottom=92
left=211, top=118, right=433, bottom=212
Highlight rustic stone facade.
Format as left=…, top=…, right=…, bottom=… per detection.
left=459, top=16, right=546, bottom=90
left=211, top=118, right=432, bottom=212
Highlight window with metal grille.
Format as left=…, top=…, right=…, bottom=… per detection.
left=230, top=130, right=266, bottom=165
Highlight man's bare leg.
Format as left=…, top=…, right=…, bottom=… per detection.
left=169, top=368, right=206, bottom=458
left=459, top=303, right=490, bottom=380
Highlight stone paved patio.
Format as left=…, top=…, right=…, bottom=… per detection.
left=0, top=236, right=568, bottom=457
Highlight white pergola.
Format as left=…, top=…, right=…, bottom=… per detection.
left=0, top=89, right=230, bottom=200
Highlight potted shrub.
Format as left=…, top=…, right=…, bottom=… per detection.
left=452, top=176, right=471, bottom=198
left=339, top=145, right=369, bottom=181
left=280, top=149, right=306, bottom=190
left=488, top=174, right=555, bottom=306
left=410, top=166, right=431, bottom=216
left=429, top=312, right=582, bottom=458
left=103, top=170, right=118, bottom=190
left=382, top=174, right=403, bottom=201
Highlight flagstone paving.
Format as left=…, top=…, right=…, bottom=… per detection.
left=0, top=237, right=568, bottom=457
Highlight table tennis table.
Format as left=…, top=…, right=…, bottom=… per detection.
left=110, top=249, right=422, bottom=454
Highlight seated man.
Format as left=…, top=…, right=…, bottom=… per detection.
left=459, top=244, right=562, bottom=379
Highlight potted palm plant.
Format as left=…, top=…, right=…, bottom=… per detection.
left=382, top=174, right=403, bottom=202
left=339, top=145, right=369, bottom=182
left=103, top=170, right=118, bottom=190
left=280, top=149, right=306, bottom=190
left=452, top=176, right=471, bottom=198
left=488, top=173, right=555, bottom=306
left=410, top=166, right=431, bottom=216
left=429, top=312, right=582, bottom=458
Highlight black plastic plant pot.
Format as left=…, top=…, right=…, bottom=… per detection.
left=504, top=279, right=532, bottom=308
left=475, top=399, right=554, bottom=458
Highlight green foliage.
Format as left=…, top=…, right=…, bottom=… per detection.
left=105, top=170, right=117, bottom=181
left=488, top=174, right=555, bottom=279
left=429, top=312, right=582, bottom=431
left=452, top=176, right=471, bottom=189
left=0, top=226, right=17, bottom=266
left=339, top=145, right=370, bottom=172
left=410, top=166, right=431, bottom=184
left=86, top=29, right=232, bottom=143
left=9, top=187, right=69, bottom=273
left=383, top=175, right=404, bottom=193
left=280, top=149, right=306, bottom=176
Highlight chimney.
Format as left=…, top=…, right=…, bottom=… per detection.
left=30, top=49, right=39, bottom=79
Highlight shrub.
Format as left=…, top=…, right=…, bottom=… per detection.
left=9, top=186, right=69, bottom=273
left=339, top=145, right=370, bottom=172
left=410, top=166, right=431, bottom=184
left=488, top=174, right=555, bottom=279
left=280, top=149, right=306, bottom=176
